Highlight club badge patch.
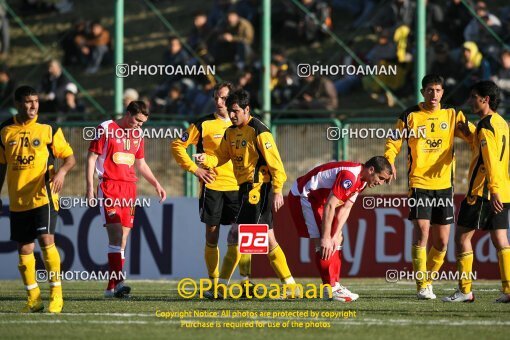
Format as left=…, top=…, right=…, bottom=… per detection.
left=181, top=132, right=189, bottom=142
left=342, top=179, right=353, bottom=189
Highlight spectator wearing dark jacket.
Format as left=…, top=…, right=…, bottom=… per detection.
left=290, top=75, right=338, bottom=110
left=213, top=10, right=254, bottom=70
left=38, top=59, right=71, bottom=113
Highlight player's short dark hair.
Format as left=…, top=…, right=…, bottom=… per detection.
left=214, top=81, right=235, bottom=96
left=471, top=80, right=500, bottom=111
left=226, top=89, right=250, bottom=110
left=14, top=85, right=38, bottom=102
left=365, top=156, right=393, bottom=175
left=126, top=100, right=149, bottom=116
left=421, top=74, right=444, bottom=89
left=193, top=10, right=207, bottom=18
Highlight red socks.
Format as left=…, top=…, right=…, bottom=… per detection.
left=107, top=245, right=123, bottom=290
left=314, top=249, right=341, bottom=286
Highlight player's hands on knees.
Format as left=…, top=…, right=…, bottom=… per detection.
left=194, top=167, right=216, bottom=184
left=273, top=192, right=284, bottom=212
left=320, top=237, right=334, bottom=260
left=333, top=233, right=343, bottom=250
left=156, top=184, right=167, bottom=203
left=490, top=193, right=504, bottom=214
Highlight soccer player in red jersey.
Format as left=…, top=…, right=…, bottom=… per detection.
left=86, top=101, right=166, bottom=298
left=288, top=156, right=392, bottom=302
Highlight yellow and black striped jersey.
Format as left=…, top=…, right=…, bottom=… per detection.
left=0, top=115, right=74, bottom=212
left=171, top=113, right=238, bottom=192
left=384, top=103, right=475, bottom=190
left=467, top=113, right=510, bottom=202
left=202, top=116, right=287, bottom=193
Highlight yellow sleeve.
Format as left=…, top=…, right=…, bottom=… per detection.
left=384, top=118, right=405, bottom=164
left=454, top=110, right=476, bottom=146
left=171, top=124, right=200, bottom=173
left=479, top=127, right=504, bottom=195
left=203, top=132, right=231, bottom=169
left=256, top=131, right=287, bottom=193
left=51, top=127, right=74, bottom=159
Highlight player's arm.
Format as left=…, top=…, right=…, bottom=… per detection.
left=321, top=193, right=344, bottom=260
left=171, top=124, right=214, bottom=183
left=256, top=131, right=287, bottom=211
left=321, top=171, right=356, bottom=259
left=479, top=127, right=505, bottom=213
left=384, top=117, right=406, bottom=182
left=135, top=158, right=167, bottom=203
left=49, top=127, right=76, bottom=194
left=331, top=199, right=354, bottom=243
left=86, top=151, right=99, bottom=200
left=86, top=125, right=105, bottom=200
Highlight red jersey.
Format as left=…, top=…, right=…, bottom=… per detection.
left=88, top=120, right=144, bottom=182
left=290, top=161, right=367, bottom=207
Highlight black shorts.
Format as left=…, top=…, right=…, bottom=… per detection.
left=199, top=186, right=239, bottom=226
left=457, top=196, right=510, bottom=230
left=10, top=204, right=58, bottom=243
left=408, top=187, right=454, bottom=225
left=235, top=182, right=274, bottom=228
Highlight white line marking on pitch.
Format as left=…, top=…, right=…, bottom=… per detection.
left=1, top=319, right=510, bottom=326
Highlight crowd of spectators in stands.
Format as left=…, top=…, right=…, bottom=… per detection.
left=1, top=0, right=510, bottom=118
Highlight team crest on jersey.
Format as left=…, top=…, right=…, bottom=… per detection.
left=440, top=122, right=448, bottom=130
left=113, top=152, right=135, bottom=166
left=265, top=142, right=272, bottom=149
left=116, top=138, right=121, bottom=143
left=32, top=138, right=40, bottom=147
left=181, top=132, right=189, bottom=142
left=133, top=139, right=139, bottom=146
left=342, top=179, right=353, bottom=189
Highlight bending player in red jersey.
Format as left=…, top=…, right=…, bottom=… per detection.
left=288, top=156, right=392, bottom=302
left=85, top=101, right=166, bottom=298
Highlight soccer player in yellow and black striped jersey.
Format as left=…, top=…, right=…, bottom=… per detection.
left=171, top=82, right=252, bottom=297
left=443, top=81, right=510, bottom=303
left=384, top=74, right=476, bottom=300
left=196, top=89, right=298, bottom=297
left=0, top=86, right=75, bottom=313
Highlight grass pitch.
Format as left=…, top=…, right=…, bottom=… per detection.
left=0, top=278, right=508, bottom=339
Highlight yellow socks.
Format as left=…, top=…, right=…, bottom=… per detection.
left=239, top=254, right=252, bottom=281
left=18, top=253, right=40, bottom=300
left=412, top=245, right=427, bottom=290
left=41, top=244, right=62, bottom=297
left=457, top=251, right=474, bottom=294
left=268, top=245, right=294, bottom=284
left=498, top=247, right=510, bottom=294
left=219, top=244, right=241, bottom=283
left=204, top=243, right=219, bottom=284
left=425, top=247, right=446, bottom=286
